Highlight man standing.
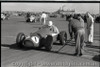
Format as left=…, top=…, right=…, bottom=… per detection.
left=40, top=12, right=48, bottom=25
left=86, top=12, right=94, bottom=44
left=68, top=15, right=85, bottom=56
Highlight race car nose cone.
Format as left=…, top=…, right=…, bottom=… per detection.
left=31, top=36, right=40, bottom=47
left=24, top=40, right=34, bottom=47
left=31, top=36, right=39, bottom=44
left=23, top=36, right=40, bottom=48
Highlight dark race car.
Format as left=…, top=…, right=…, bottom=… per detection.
left=16, top=26, right=67, bottom=51
left=49, top=13, right=57, bottom=18
left=26, top=15, right=36, bottom=23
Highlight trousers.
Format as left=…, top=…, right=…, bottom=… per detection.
left=40, top=17, right=47, bottom=25
left=87, top=25, right=94, bottom=42
left=75, top=28, right=85, bottom=54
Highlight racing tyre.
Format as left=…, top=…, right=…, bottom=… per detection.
left=45, top=35, right=53, bottom=51
left=26, top=19, right=30, bottom=22
left=16, top=32, right=25, bottom=48
left=59, top=31, right=67, bottom=45
left=39, top=38, right=45, bottom=49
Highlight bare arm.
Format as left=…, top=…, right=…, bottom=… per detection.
left=52, top=25, right=59, bottom=34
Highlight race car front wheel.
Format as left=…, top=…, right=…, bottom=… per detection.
left=59, top=31, right=67, bottom=45
left=16, top=32, right=25, bottom=48
left=45, top=35, right=53, bottom=51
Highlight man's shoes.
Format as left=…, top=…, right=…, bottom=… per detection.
left=69, top=38, right=74, bottom=42
left=74, top=53, right=78, bottom=56
left=74, top=53, right=83, bottom=56
left=76, top=53, right=83, bottom=56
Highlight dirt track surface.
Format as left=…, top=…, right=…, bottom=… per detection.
left=1, top=16, right=100, bottom=67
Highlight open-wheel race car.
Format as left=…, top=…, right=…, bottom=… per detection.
left=1, top=13, right=9, bottom=20
left=49, top=13, right=57, bottom=18
left=26, top=15, right=36, bottom=23
left=16, top=26, right=67, bottom=51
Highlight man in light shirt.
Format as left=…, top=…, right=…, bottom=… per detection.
left=42, top=21, right=59, bottom=51
left=40, top=12, right=48, bottom=25
left=41, top=21, right=59, bottom=36
left=86, top=12, right=94, bottom=44
left=48, top=21, right=59, bottom=35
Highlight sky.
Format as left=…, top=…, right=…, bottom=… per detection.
left=1, top=3, right=100, bottom=14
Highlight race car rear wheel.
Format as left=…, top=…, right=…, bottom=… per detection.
left=59, top=31, right=67, bottom=45
left=45, top=35, right=53, bottom=51
left=16, top=32, right=25, bottom=48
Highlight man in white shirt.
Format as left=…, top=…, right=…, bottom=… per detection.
left=44, top=21, right=59, bottom=51
left=86, top=12, right=94, bottom=44
left=48, top=21, right=59, bottom=35
left=41, top=21, right=59, bottom=36
left=40, top=12, right=48, bottom=25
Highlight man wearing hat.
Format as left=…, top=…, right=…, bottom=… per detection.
left=43, top=21, right=59, bottom=51
left=47, top=21, right=59, bottom=35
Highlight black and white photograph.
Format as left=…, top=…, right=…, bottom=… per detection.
left=0, top=0, right=100, bottom=1
left=1, top=2, right=100, bottom=67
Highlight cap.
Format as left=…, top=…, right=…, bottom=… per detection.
left=48, top=21, right=53, bottom=26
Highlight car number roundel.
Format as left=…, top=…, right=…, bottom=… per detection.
left=31, top=36, right=39, bottom=44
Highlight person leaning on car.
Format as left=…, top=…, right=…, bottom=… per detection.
left=43, top=21, right=59, bottom=36
left=39, top=20, right=59, bottom=39
left=48, top=21, right=59, bottom=34
left=67, top=15, right=86, bottom=56
left=43, top=21, right=59, bottom=51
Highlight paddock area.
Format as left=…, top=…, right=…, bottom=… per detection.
left=1, top=15, right=100, bottom=67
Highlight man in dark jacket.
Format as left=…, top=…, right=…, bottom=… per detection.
left=68, top=15, right=86, bottom=56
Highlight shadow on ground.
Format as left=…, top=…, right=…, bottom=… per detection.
left=85, top=40, right=100, bottom=49
left=1, top=43, right=32, bottom=51
left=92, top=54, right=100, bottom=62
left=1, top=43, right=74, bottom=56
left=86, top=45, right=100, bottom=49
left=1, top=41, right=100, bottom=61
